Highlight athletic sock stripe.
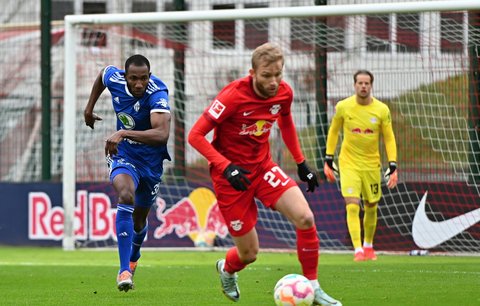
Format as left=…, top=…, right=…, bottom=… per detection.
left=117, top=204, right=134, bottom=213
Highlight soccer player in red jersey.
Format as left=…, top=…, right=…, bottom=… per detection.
left=188, top=42, right=341, bottom=306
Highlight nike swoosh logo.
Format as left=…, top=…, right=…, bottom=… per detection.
left=412, top=191, right=480, bottom=248
left=281, top=179, right=291, bottom=186
left=301, top=248, right=318, bottom=252
left=243, top=111, right=254, bottom=116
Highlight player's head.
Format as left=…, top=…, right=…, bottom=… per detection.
left=124, top=54, right=151, bottom=98
left=249, top=42, right=284, bottom=98
left=353, top=69, right=373, bottom=99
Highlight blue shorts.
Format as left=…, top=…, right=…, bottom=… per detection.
left=107, top=156, right=162, bottom=208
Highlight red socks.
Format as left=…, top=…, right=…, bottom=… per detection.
left=296, top=226, right=319, bottom=280
left=224, top=247, right=247, bottom=274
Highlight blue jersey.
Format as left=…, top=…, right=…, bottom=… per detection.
left=102, top=65, right=171, bottom=177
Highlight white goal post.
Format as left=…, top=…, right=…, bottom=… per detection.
left=63, top=0, right=480, bottom=251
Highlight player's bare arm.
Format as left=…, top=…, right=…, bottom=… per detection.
left=105, top=112, right=171, bottom=157
left=123, top=112, right=171, bottom=146
left=84, top=69, right=105, bottom=129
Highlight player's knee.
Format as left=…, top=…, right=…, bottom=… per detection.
left=133, top=219, right=147, bottom=232
left=117, top=189, right=135, bottom=205
left=239, top=248, right=258, bottom=264
left=293, top=210, right=315, bottom=229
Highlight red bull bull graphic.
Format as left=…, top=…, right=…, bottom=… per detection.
left=240, top=120, right=273, bottom=136
left=154, top=187, right=228, bottom=247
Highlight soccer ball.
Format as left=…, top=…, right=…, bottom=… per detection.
left=273, top=274, right=315, bottom=306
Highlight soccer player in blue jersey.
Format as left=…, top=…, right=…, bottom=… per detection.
left=84, top=54, right=171, bottom=292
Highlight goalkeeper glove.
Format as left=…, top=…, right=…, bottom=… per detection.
left=297, top=161, right=319, bottom=192
left=223, top=164, right=251, bottom=191
left=384, top=161, right=398, bottom=189
left=323, top=155, right=339, bottom=183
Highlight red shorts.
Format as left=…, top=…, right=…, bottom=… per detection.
left=210, top=160, right=298, bottom=236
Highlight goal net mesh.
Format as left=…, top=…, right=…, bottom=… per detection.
left=65, top=6, right=480, bottom=253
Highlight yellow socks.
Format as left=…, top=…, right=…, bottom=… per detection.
left=363, top=204, right=378, bottom=246
left=346, top=203, right=362, bottom=249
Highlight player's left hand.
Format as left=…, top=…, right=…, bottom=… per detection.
left=104, top=131, right=124, bottom=156
left=297, top=161, right=319, bottom=192
left=223, top=164, right=251, bottom=191
left=384, top=161, right=398, bottom=189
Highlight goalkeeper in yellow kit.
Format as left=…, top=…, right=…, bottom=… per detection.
left=323, top=70, right=398, bottom=262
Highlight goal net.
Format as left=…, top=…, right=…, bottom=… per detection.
left=63, top=1, right=480, bottom=254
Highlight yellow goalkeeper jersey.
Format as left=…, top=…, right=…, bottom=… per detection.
left=326, top=95, right=397, bottom=170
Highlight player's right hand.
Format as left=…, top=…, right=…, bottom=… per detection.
left=384, top=161, right=398, bottom=189
left=84, top=111, right=103, bottom=129
left=323, top=155, right=339, bottom=183
left=223, top=164, right=251, bottom=191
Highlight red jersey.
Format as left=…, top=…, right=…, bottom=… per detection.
left=204, top=75, right=293, bottom=168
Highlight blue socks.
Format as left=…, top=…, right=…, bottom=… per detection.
left=116, top=204, right=134, bottom=273
left=130, top=222, right=148, bottom=263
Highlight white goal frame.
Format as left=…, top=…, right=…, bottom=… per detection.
left=63, top=0, right=480, bottom=250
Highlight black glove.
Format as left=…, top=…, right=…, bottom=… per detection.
left=297, top=161, right=319, bottom=192
left=223, top=164, right=251, bottom=191
left=385, top=161, right=397, bottom=177
left=324, top=155, right=338, bottom=172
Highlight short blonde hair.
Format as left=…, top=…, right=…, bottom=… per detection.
left=251, top=42, right=284, bottom=70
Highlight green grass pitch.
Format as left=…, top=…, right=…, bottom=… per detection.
left=0, top=247, right=478, bottom=305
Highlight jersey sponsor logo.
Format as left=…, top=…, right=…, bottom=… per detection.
left=351, top=127, right=375, bottom=134
left=239, top=120, right=273, bottom=136
left=270, top=104, right=281, bottom=115
left=412, top=191, right=480, bottom=248
left=243, top=111, right=254, bottom=116
left=208, top=99, right=226, bottom=119
left=118, top=112, right=135, bottom=129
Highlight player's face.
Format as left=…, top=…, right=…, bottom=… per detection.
left=354, top=74, right=372, bottom=99
left=125, top=64, right=150, bottom=98
left=250, top=59, right=283, bottom=99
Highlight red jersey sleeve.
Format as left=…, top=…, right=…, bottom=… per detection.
left=277, top=112, right=305, bottom=164
left=187, top=113, right=231, bottom=172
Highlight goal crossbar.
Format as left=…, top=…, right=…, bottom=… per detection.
left=65, top=0, right=480, bottom=25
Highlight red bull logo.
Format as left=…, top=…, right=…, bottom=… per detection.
left=154, top=187, right=228, bottom=247
left=240, top=120, right=273, bottom=136
left=351, top=127, right=375, bottom=134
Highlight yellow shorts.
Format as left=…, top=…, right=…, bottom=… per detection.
left=339, top=168, right=382, bottom=203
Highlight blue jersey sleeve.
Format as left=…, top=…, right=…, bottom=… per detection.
left=102, top=65, right=121, bottom=87
left=147, top=76, right=170, bottom=114
left=149, top=91, right=170, bottom=114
